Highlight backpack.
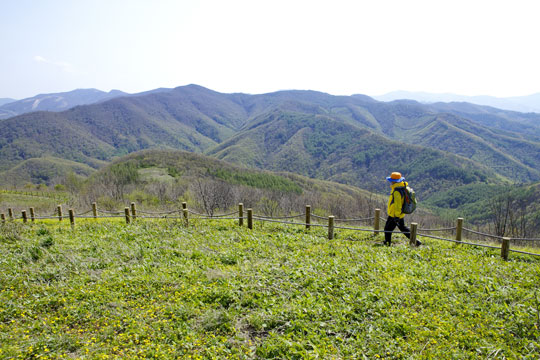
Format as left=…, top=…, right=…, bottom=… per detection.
left=394, top=185, right=417, bottom=214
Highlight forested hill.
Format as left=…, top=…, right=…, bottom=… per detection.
left=0, top=86, right=247, bottom=172
left=207, top=110, right=500, bottom=196
left=425, top=101, right=540, bottom=141
left=1, top=84, right=540, bottom=198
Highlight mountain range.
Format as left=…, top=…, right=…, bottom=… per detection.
left=1, top=84, right=540, bottom=205
left=0, top=88, right=127, bottom=119
left=0, top=98, right=16, bottom=107
left=374, top=91, right=540, bottom=114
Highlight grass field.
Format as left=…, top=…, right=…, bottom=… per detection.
left=1, top=218, right=539, bottom=359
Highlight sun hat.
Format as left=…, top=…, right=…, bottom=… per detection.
left=386, top=172, right=405, bottom=183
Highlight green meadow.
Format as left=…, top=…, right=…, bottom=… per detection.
left=1, top=218, right=539, bottom=359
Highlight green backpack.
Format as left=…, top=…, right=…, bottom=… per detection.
left=394, top=185, right=417, bottom=214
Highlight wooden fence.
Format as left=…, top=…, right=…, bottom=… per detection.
left=0, top=189, right=69, bottom=201
left=2, top=202, right=540, bottom=261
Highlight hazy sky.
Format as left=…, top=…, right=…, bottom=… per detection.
left=1, top=0, right=540, bottom=99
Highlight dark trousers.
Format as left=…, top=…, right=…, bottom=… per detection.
left=384, top=216, right=410, bottom=245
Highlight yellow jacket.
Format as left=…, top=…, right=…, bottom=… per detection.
left=387, top=181, right=407, bottom=218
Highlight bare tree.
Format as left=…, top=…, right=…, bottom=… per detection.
left=258, top=196, right=280, bottom=217
left=146, top=181, right=169, bottom=203
left=190, top=179, right=232, bottom=216
left=508, top=196, right=529, bottom=238
left=278, top=193, right=297, bottom=215
left=97, top=163, right=139, bottom=200
left=232, top=186, right=262, bottom=210
left=489, top=193, right=511, bottom=237
left=169, top=181, right=186, bottom=203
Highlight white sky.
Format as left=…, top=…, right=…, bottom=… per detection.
left=1, top=0, right=540, bottom=99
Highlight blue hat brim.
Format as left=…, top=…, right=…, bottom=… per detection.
left=386, top=176, right=405, bottom=182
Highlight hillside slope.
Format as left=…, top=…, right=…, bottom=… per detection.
left=0, top=157, right=96, bottom=187
left=207, top=110, right=502, bottom=197
left=388, top=112, right=540, bottom=181
left=426, top=101, right=540, bottom=141
left=90, top=149, right=376, bottom=200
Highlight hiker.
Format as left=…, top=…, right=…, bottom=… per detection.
left=384, top=172, right=421, bottom=246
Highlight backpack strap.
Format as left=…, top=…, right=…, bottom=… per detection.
left=392, top=187, right=408, bottom=206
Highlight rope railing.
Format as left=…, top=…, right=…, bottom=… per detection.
left=137, top=209, right=182, bottom=215
left=337, top=226, right=412, bottom=235
left=33, top=215, right=62, bottom=220
left=190, top=216, right=240, bottom=221
left=138, top=215, right=184, bottom=220
left=187, top=210, right=238, bottom=218
left=251, top=216, right=327, bottom=228
left=98, top=209, right=125, bottom=215
left=252, top=213, right=305, bottom=220
left=334, top=216, right=375, bottom=222
left=419, top=233, right=503, bottom=250
left=508, top=236, right=540, bottom=242
left=0, top=208, right=527, bottom=237
left=311, top=214, right=375, bottom=223
left=463, top=228, right=540, bottom=242
left=417, top=233, right=456, bottom=242
left=334, top=224, right=377, bottom=232
left=509, top=248, right=540, bottom=256
left=3, top=203, right=540, bottom=260
left=252, top=217, right=414, bottom=235
left=418, top=233, right=540, bottom=257
left=462, top=227, right=505, bottom=240
left=418, top=227, right=456, bottom=232
left=76, top=215, right=125, bottom=219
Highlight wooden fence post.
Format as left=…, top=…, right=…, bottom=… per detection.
left=69, top=209, right=75, bottom=229
left=238, top=203, right=244, bottom=226
left=130, top=202, right=137, bottom=221
left=410, top=222, right=418, bottom=246
left=247, top=209, right=253, bottom=229
left=374, top=208, right=380, bottom=235
left=22, top=210, right=27, bottom=223
left=183, top=208, right=189, bottom=227
left=92, top=202, right=97, bottom=219
left=124, top=207, right=130, bottom=224
left=328, top=216, right=335, bottom=240
left=8, top=208, right=13, bottom=220
left=305, top=205, right=311, bottom=230
left=456, top=218, right=463, bottom=243
left=1, top=213, right=5, bottom=223
left=30, top=207, right=35, bottom=222
left=501, top=237, right=510, bottom=261
left=57, top=205, right=63, bottom=221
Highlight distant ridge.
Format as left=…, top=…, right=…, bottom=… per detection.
left=0, top=98, right=16, bottom=107
left=0, top=88, right=128, bottom=119
left=373, top=90, right=540, bottom=113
